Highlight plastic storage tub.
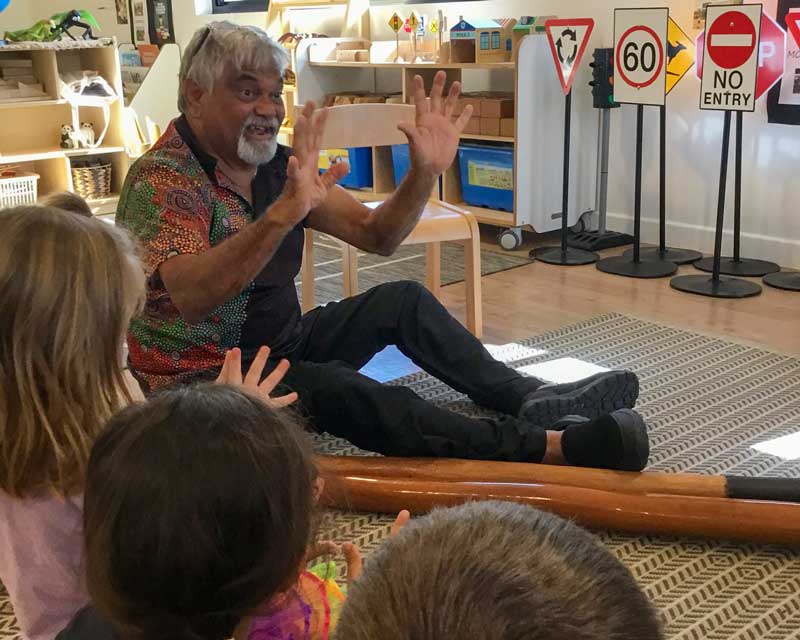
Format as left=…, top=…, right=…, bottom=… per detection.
left=457, top=144, right=514, bottom=212
left=319, top=147, right=373, bottom=189
left=391, top=144, right=410, bottom=187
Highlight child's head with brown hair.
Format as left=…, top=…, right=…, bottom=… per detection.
left=40, top=191, right=93, bottom=217
left=83, top=383, right=317, bottom=640
left=0, top=205, right=144, bottom=498
left=335, top=500, right=663, bottom=640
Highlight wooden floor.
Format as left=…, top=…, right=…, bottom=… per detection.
left=439, top=228, right=800, bottom=355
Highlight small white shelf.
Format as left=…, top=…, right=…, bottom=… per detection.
left=0, top=99, right=68, bottom=110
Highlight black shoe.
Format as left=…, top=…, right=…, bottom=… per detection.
left=560, top=409, right=650, bottom=472
left=519, top=370, right=639, bottom=426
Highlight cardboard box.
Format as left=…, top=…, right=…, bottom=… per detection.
left=500, top=117, right=515, bottom=137
left=480, top=95, right=514, bottom=119
left=335, top=49, right=369, bottom=62
left=480, top=117, right=501, bottom=136
left=454, top=93, right=483, bottom=117
left=463, top=116, right=482, bottom=135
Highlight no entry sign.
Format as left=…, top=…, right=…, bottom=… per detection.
left=614, top=8, right=669, bottom=105
left=700, top=4, right=762, bottom=111
left=697, top=13, right=786, bottom=102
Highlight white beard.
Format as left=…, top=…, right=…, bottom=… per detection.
left=237, top=133, right=278, bottom=166
left=236, top=115, right=280, bottom=166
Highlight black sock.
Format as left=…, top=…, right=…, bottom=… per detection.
left=560, top=414, right=624, bottom=468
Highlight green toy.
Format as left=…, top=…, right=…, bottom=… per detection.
left=4, top=10, right=100, bottom=43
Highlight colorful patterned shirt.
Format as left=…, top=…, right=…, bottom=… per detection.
left=116, top=117, right=305, bottom=391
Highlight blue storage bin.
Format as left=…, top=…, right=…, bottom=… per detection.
left=391, top=144, right=411, bottom=187
left=319, top=147, right=373, bottom=189
left=457, top=144, right=514, bottom=212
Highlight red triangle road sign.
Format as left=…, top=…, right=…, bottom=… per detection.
left=787, top=11, right=800, bottom=49
left=544, top=18, right=595, bottom=95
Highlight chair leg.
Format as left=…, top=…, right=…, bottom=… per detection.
left=463, top=223, right=483, bottom=339
left=425, top=241, right=442, bottom=300
left=342, top=242, right=359, bottom=298
left=301, top=229, right=316, bottom=313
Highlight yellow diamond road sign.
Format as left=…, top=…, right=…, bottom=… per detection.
left=408, top=12, right=419, bottom=31
left=389, top=13, right=403, bottom=33
left=666, top=16, right=695, bottom=95
left=430, top=20, right=439, bottom=34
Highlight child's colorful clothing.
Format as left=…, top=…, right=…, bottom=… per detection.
left=246, top=567, right=345, bottom=640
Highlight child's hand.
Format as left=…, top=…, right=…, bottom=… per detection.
left=391, top=510, right=411, bottom=536
left=342, top=542, right=363, bottom=585
left=216, top=346, right=298, bottom=408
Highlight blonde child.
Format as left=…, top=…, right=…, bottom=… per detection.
left=0, top=205, right=145, bottom=639
left=0, top=203, right=298, bottom=639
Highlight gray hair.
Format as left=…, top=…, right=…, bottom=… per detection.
left=335, top=501, right=663, bottom=640
left=178, top=21, right=289, bottom=114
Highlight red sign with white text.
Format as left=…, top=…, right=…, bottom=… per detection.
left=696, top=13, right=786, bottom=101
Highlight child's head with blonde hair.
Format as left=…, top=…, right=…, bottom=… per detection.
left=0, top=205, right=145, bottom=498
left=40, top=191, right=93, bottom=217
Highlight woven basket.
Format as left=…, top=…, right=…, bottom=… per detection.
left=71, top=163, right=112, bottom=200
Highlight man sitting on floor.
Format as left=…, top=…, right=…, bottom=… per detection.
left=116, top=21, right=649, bottom=471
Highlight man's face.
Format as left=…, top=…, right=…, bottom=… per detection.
left=195, top=63, right=286, bottom=167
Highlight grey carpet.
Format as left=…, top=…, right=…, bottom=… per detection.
left=296, top=232, right=530, bottom=306
left=312, top=313, right=800, bottom=640
left=3, top=315, right=799, bottom=639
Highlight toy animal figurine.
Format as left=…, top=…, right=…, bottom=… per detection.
left=50, top=10, right=101, bottom=40
left=60, top=125, right=80, bottom=150
left=80, top=122, right=96, bottom=146
left=3, top=10, right=100, bottom=43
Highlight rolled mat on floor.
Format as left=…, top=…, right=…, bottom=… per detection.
left=317, top=456, right=800, bottom=546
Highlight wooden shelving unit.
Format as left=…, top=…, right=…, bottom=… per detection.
left=294, top=38, right=518, bottom=228
left=0, top=40, right=128, bottom=213
left=294, top=36, right=599, bottom=241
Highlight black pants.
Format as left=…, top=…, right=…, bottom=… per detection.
left=283, top=281, right=547, bottom=461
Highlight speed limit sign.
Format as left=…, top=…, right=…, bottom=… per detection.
left=614, top=8, right=669, bottom=105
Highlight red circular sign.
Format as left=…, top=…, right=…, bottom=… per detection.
left=707, top=10, right=757, bottom=69
left=615, top=25, right=665, bottom=89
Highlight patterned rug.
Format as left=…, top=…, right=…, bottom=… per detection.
left=312, top=314, right=800, bottom=640
left=295, top=232, right=530, bottom=306
left=2, top=314, right=799, bottom=639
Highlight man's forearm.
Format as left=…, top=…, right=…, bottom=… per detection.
left=366, top=168, right=438, bottom=255
left=160, top=197, right=301, bottom=324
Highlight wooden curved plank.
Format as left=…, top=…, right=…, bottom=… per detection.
left=320, top=474, right=800, bottom=546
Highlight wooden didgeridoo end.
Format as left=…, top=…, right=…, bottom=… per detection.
left=315, top=455, right=727, bottom=498
left=320, top=474, right=800, bottom=547
left=316, top=456, right=800, bottom=504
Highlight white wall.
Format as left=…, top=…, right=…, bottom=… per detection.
left=0, top=1, right=33, bottom=31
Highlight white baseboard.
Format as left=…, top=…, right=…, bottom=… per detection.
left=605, top=212, right=800, bottom=270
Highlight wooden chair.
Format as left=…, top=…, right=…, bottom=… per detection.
left=300, top=103, right=483, bottom=337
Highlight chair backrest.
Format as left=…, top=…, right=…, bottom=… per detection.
left=312, top=103, right=415, bottom=149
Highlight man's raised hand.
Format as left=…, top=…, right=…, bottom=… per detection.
left=398, top=70, right=473, bottom=178
left=283, top=101, right=348, bottom=218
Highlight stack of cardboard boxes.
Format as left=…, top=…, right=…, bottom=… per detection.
left=455, top=92, right=515, bottom=138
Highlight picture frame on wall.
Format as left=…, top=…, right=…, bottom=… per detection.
left=692, top=0, right=743, bottom=29
left=147, top=0, right=176, bottom=45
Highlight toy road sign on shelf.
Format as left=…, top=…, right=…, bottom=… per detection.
left=614, top=8, right=669, bottom=105
left=666, top=16, right=695, bottom=94
left=544, top=18, right=595, bottom=94
left=388, top=13, right=403, bottom=33
left=699, top=4, right=762, bottom=111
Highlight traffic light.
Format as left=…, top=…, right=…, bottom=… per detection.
left=589, top=48, right=619, bottom=109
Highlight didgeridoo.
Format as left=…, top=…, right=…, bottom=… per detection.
left=319, top=474, right=800, bottom=546
left=316, top=456, right=800, bottom=503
